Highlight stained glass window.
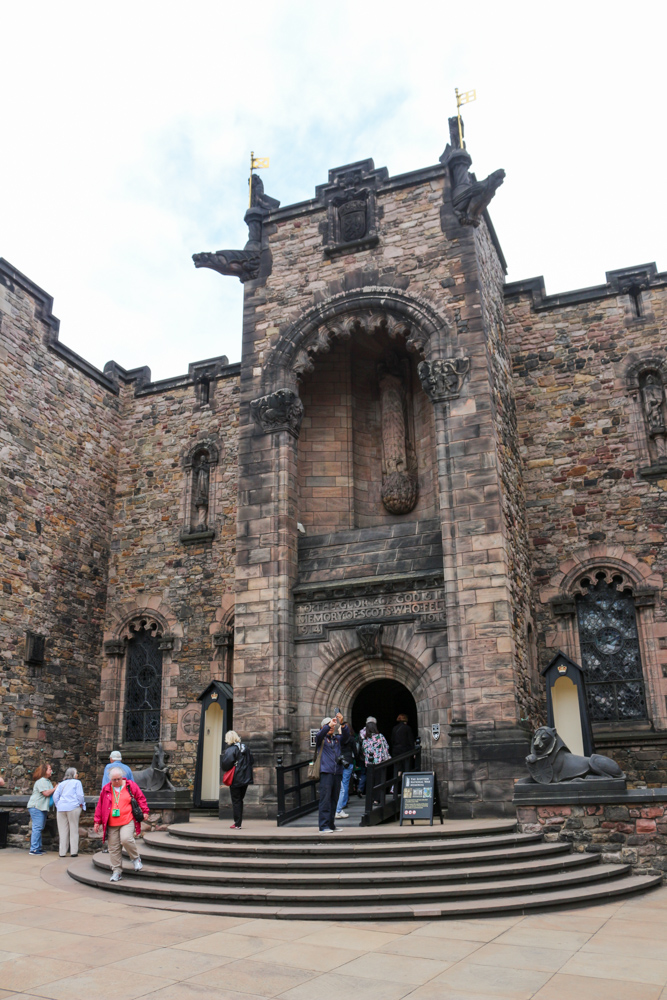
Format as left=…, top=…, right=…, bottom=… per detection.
left=575, top=574, right=647, bottom=722
left=124, top=629, right=163, bottom=742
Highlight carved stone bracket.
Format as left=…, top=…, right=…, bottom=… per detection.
left=357, top=623, right=383, bottom=659
left=213, top=627, right=233, bottom=650
left=550, top=597, right=576, bottom=617
left=418, top=358, right=470, bottom=402
left=633, top=587, right=658, bottom=608
left=157, top=633, right=176, bottom=652
left=250, top=389, right=304, bottom=438
left=103, top=639, right=126, bottom=657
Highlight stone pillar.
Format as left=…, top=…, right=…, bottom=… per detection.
left=233, top=383, right=303, bottom=816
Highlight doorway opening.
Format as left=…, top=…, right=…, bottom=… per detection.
left=351, top=678, right=418, bottom=747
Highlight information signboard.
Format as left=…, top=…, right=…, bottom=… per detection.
left=400, top=771, right=443, bottom=825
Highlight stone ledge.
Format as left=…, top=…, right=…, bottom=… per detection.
left=180, top=529, right=215, bottom=545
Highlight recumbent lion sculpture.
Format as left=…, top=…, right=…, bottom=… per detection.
left=523, top=726, right=625, bottom=785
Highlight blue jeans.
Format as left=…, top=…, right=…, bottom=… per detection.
left=336, top=764, right=354, bottom=813
left=29, top=808, right=47, bottom=852
left=358, top=766, right=367, bottom=794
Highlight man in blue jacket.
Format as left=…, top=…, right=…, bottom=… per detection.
left=101, top=750, right=133, bottom=787
left=315, top=712, right=351, bottom=833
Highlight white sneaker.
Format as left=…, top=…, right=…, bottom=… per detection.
left=320, top=828, right=335, bottom=834
left=133, top=858, right=143, bottom=872
left=335, top=811, right=349, bottom=819
left=109, top=871, right=122, bottom=882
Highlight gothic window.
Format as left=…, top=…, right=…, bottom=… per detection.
left=124, top=625, right=163, bottom=742
left=575, top=573, right=647, bottom=722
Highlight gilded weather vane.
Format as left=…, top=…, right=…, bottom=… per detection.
left=454, top=87, right=476, bottom=149
left=249, top=151, right=270, bottom=207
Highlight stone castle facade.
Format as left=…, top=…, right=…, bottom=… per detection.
left=2, top=125, right=667, bottom=816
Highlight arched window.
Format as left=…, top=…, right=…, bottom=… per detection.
left=124, top=621, right=163, bottom=742
left=575, top=572, right=647, bottom=722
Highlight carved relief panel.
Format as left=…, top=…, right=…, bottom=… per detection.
left=377, top=353, right=418, bottom=515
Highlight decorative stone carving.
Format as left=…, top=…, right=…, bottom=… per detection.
left=193, top=174, right=280, bottom=283
left=191, top=450, right=211, bottom=530
left=132, top=743, right=176, bottom=792
left=441, top=117, right=505, bottom=228
left=418, top=358, right=470, bottom=402
left=103, top=638, right=126, bottom=656
left=317, top=159, right=387, bottom=256
left=157, top=633, right=176, bottom=651
left=356, top=623, right=383, bottom=659
left=640, top=371, right=667, bottom=458
left=213, top=626, right=233, bottom=649
left=522, top=727, right=624, bottom=784
left=378, top=354, right=418, bottom=515
left=250, top=389, right=304, bottom=438
left=192, top=250, right=260, bottom=284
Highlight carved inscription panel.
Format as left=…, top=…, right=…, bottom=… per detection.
left=295, top=586, right=446, bottom=641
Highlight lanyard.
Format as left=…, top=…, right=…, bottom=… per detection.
left=112, top=785, right=123, bottom=807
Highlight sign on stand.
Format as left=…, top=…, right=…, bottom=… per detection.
left=400, top=771, right=444, bottom=825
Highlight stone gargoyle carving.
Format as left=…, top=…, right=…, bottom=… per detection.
left=522, top=726, right=625, bottom=785
left=132, top=743, right=176, bottom=793
left=441, top=116, right=505, bottom=228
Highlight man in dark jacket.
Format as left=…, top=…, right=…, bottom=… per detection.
left=315, top=712, right=351, bottom=833
left=391, top=714, right=415, bottom=758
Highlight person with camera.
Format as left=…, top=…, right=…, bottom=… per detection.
left=315, top=712, right=351, bottom=833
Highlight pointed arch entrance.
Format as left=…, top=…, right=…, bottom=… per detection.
left=351, top=678, right=418, bottom=746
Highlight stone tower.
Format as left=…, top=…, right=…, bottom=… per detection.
left=195, top=128, right=532, bottom=817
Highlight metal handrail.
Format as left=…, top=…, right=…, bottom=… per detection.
left=275, top=756, right=319, bottom=826
left=361, top=742, right=422, bottom=826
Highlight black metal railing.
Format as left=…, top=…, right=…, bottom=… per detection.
left=275, top=756, right=319, bottom=826
left=360, top=741, right=422, bottom=826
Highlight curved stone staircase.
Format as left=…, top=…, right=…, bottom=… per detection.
left=67, top=819, right=661, bottom=920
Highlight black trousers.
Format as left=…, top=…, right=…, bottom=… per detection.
left=318, top=772, right=342, bottom=831
left=230, top=784, right=248, bottom=827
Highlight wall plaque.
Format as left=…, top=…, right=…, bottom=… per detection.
left=295, top=584, right=446, bottom=641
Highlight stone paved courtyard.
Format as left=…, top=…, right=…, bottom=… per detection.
left=0, top=848, right=666, bottom=999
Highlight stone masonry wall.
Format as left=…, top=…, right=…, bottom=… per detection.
left=475, top=224, right=538, bottom=732
left=506, top=279, right=667, bottom=750
left=0, top=263, right=120, bottom=794
left=99, top=371, right=239, bottom=787
left=517, top=800, right=667, bottom=875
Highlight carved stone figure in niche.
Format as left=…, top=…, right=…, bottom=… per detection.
left=640, top=372, right=667, bottom=459
left=521, top=727, right=624, bottom=784
left=191, top=450, right=210, bottom=530
left=378, top=354, right=418, bottom=515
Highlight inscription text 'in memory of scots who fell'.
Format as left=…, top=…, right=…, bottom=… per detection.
left=295, top=587, right=447, bottom=641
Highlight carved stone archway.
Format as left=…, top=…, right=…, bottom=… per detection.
left=261, top=287, right=453, bottom=394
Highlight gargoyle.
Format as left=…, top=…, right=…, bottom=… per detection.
left=192, top=250, right=260, bottom=283
left=522, top=726, right=624, bottom=785
left=452, top=168, right=505, bottom=227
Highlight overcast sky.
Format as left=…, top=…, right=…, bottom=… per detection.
left=2, top=1, right=666, bottom=381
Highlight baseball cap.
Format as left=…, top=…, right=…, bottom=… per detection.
left=109, top=750, right=123, bottom=761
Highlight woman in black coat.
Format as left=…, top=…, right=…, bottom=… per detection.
left=390, top=714, right=415, bottom=759
left=221, top=730, right=254, bottom=829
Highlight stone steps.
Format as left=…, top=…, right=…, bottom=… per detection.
left=67, top=819, right=662, bottom=919
left=138, top=838, right=575, bottom=873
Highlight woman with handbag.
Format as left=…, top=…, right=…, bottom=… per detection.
left=27, top=762, right=57, bottom=856
left=221, top=731, right=254, bottom=829
left=93, top=767, right=149, bottom=882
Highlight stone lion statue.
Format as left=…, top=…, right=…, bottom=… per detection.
left=523, top=726, right=625, bottom=785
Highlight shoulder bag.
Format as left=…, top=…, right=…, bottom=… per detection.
left=307, top=742, right=322, bottom=781
left=127, top=785, right=145, bottom=823
left=222, top=744, right=238, bottom=786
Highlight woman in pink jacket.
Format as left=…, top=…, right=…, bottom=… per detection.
left=93, top=768, right=149, bottom=883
